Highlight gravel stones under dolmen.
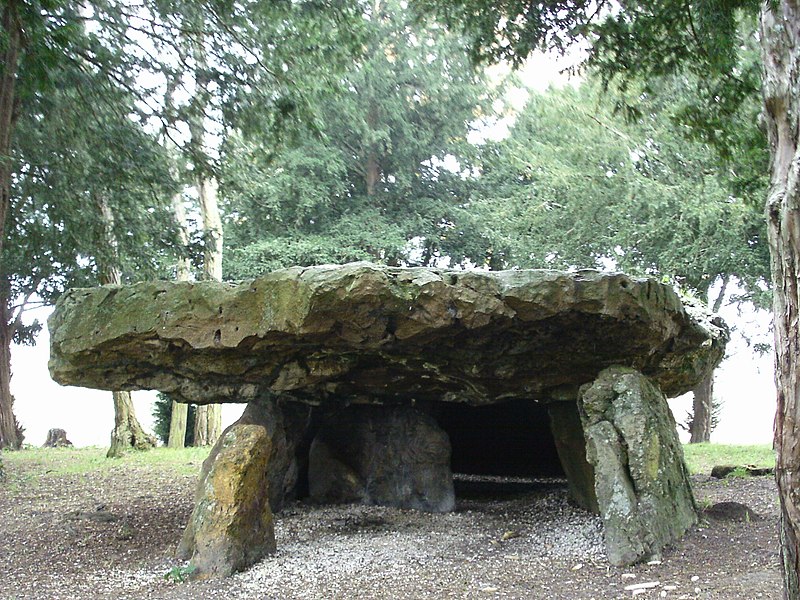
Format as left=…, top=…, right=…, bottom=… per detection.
left=580, top=367, right=698, bottom=566
left=47, top=262, right=728, bottom=576
left=308, top=405, right=454, bottom=512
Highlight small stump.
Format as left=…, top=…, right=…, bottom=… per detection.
left=43, top=428, right=73, bottom=448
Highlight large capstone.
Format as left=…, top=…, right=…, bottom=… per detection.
left=579, top=366, right=698, bottom=566
left=48, top=263, right=726, bottom=405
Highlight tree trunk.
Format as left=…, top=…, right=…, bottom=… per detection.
left=365, top=102, right=380, bottom=197
left=168, top=400, right=189, bottom=449
left=0, top=1, right=20, bottom=263
left=689, top=373, right=713, bottom=444
left=0, top=3, right=22, bottom=451
left=198, top=177, right=223, bottom=281
left=0, top=297, right=22, bottom=449
left=167, top=193, right=191, bottom=449
left=107, top=390, right=156, bottom=458
left=366, top=152, right=380, bottom=197
left=193, top=175, right=223, bottom=446
left=760, top=3, right=800, bottom=597
left=96, top=195, right=155, bottom=458
left=688, top=279, right=727, bottom=444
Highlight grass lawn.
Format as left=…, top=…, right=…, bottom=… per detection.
left=2, top=442, right=777, bottom=479
left=0, top=445, right=210, bottom=478
left=682, top=443, right=775, bottom=475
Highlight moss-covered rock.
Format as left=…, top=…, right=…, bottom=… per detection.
left=48, top=263, right=727, bottom=406
left=580, top=366, right=697, bottom=566
left=178, top=422, right=275, bottom=579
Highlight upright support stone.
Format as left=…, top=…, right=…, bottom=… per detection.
left=178, top=397, right=311, bottom=579
left=547, top=401, right=598, bottom=513
left=579, top=366, right=697, bottom=566
left=178, top=407, right=276, bottom=579
left=309, top=405, right=455, bottom=513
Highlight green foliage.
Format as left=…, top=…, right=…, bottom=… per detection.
left=163, top=564, right=197, bottom=583
left=414, top=1, right=764, bottom=194
left=467, top=80, right=769, bottom=301
left=682, top=443, right=775, bottom=475
left=152, top=394, right=196, bottom=446
left=222, top=0, right=497, bottom=277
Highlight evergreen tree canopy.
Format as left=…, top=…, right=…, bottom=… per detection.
left=471, top=81, right=769, bottom=302
left=222, top=0, right=496, bottom=277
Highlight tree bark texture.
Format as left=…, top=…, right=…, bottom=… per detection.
left=760, top=3, right=800, bottom=597
left=168, top=401, right=189, bottom=449
left=198, top=177, right=223, bottom=282
left=688, top=280, right=727, bottom=444
left=0, top=1, right=20, bottom=263
left=193, top=403, right=221, bottom=447
left=0, top=299, right=22, bottom=449
left=689, top=373, right=712, bottom=444
left=96, top=196, right=155, bottom=458
left=0, top=2, right=22, bottom=451
left=167, top=193, right=191, bottom=448
left=107, top=390, right=156, bottom=458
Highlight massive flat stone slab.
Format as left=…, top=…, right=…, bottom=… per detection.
left=48, top=262, right=726, bottom=405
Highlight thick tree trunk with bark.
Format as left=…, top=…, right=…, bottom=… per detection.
left=760, top=3, right=800, bottom=597
left=689, top=374, right=713, bottom=443
left=0, top=299, right=22, bottom=449
left=96, top=196, right=155, bottom=458
left=107, top=390, right=156, bottom=458
left=168, top=400, right=189, bottom=449
left=198, top=177, right=223, bottom=281
left=0, top=2, right=22, bottom=451
left=688, top=280, right=727, bottom=444
left=0, top=1, right=20, bottom=263
left=167, top=193, right=191, bottom=449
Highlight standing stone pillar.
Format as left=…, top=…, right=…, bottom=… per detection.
left=547, top=401, right=598, bottom=513
left=177, top=421, right=275, bottom=579
left=579, top=366, right=697, bottom=566
left=177, top=398, right=310, bottom=579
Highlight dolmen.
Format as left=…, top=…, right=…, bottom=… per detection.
left=48, top=262, right=727, bottom=578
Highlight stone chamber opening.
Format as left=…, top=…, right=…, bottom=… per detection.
left=291, top=399, right=568, bottom=505
left=430, top=399, right=566, bottom=498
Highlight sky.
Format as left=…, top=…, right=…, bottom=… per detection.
left=10, top=295, right=776, bottom=448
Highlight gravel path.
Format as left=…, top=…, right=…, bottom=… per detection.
left=0, top=452, right=781, bottom=599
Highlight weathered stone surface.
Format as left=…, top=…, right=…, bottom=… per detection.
left=178, top=421, right=275, bottom=579
left=308, top=405, right=455, bottom=512
left=580, top=367, right=697, bottom=566
left=48, top=263, right=727, bottom=406
left=231, top=399, right=312, bottom=512
left=547, top=401, right=598, bottom=513
left=43, top=428, right=73, bottom=448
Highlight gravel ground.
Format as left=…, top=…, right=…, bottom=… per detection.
left=0, top=452, right=781, bottom=599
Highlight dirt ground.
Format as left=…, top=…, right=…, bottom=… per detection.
left=0, top=450, right=781, bottom=600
